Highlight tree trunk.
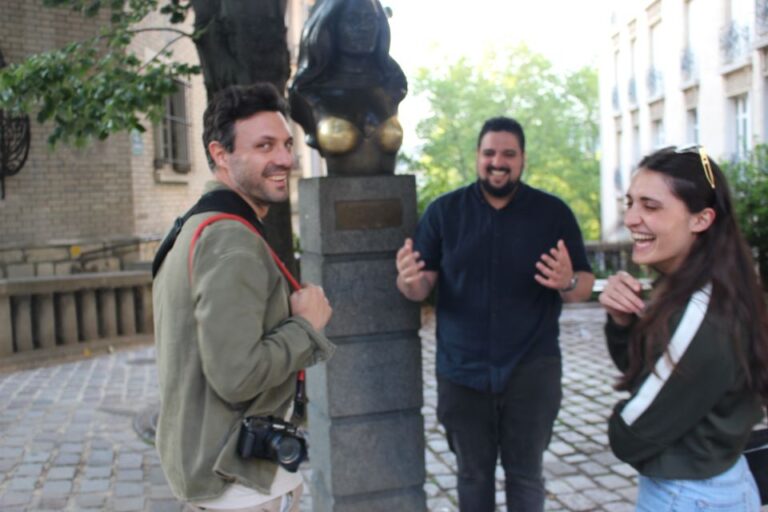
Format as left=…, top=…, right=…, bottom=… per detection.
left=191, top=0, right=291, bottom=96
left=190, top=0, right=299, bottom=278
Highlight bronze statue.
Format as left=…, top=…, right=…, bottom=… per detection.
left=289, top=0, right=407, bottom=176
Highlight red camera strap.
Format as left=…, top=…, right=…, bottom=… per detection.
left=188, top=213, right=307, bottom=420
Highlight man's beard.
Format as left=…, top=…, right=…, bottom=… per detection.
left=479, top=166, right=521, bottom=198
left=232, top=162, right=290, bottom=206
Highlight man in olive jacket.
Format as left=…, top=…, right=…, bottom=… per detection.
left=153, top=83, right=334, bottom=511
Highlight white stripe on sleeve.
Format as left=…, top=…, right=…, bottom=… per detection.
left=620, top=283, right=712, bottom=426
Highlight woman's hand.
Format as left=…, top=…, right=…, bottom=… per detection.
left=598, top=271, right=646, bottom=326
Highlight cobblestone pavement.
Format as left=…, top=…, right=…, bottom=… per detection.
left=421, top=305, right=636, bottom=512
left=0, top=304, right=762, bottom=511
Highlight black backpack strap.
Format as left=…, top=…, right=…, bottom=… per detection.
left=151, top=188, right=263, bottom=278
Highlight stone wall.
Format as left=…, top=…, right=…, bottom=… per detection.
left=126, top=8, right=212, bottom=239
left=1, top=1, right=322, bottom=267
left=0, top=0, right=210, bottom=254
left=0, top=1, right=136, bottom=244
left=0, top=237, right=161, bottom=279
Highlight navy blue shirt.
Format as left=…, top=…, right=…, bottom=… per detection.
left=414, top=182, right=592, bottom=393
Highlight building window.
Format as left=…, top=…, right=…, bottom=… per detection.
left=686, top=108, right=699, bottom=144
left=632, top=124, right=641, bottom=165
left=614, top=129, right=625, bottom=238
left=614, top=129, right=623, bottom=194
left=733, top=93, right=751, bottom=159
left=154, top=82, right=191, bottom=173
left=764, top=79, right=768, bottom=140
left=647, top=22, right=664, bottom=98
left=731, top=0, right=751, bottom=27
left=721, top=0, right=752, bottom=64
left=651, top=119, right=665, bottom=148
left=758, top=0, right=768, bottom=33
left=628, top=37, right=638, bottom=106
left=682, top=0, right=703, bottom=83
left=612, top=49, right=620, bottom=111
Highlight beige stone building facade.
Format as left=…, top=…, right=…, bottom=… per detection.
left=0, top=0, right=318, bottom=278
left=599, top=0, right=768, bottom=240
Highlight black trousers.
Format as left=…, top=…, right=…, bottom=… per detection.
left=437, top=357, right=562, bottom=512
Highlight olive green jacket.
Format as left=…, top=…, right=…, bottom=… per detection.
left=153, top=182, right=335, bottom=501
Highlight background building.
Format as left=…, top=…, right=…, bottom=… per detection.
left=0, top=0, right=320, bottom=277
left=599, top=0, right=768, bottom=240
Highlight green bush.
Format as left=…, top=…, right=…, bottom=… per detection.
left=720, top=145, right=768, bottom=290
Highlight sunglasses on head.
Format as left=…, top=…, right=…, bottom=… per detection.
left=674, top=145, right=716, bottom=189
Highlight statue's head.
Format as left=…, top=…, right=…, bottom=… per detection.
left=335, top=0, right=380, bottom=57
left=293, top=0, right=397, bottom=88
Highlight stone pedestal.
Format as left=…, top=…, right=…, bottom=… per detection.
left=299, top=175, right=426, bottom=512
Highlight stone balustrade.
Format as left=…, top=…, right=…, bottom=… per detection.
left=0, top=242, right=639, bottom=365
left=0, top=271, right=153, bottom=360
left=584, top=241, right=640, bottom=277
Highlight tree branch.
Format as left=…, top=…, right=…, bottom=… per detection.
left=126, top=26, right=196, bottom=38
left=137, top=33, right=187, bottom=72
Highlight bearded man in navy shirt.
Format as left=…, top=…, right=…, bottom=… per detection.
left=396, top=117, right=595, bottom=512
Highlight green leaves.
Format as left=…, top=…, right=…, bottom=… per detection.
left=159, top=0, right=192, bottom=24
left=42, top=0, right=160, bottom=24
left=402, top=45, right=601, bottom=240
left=721, top=146, right=768, bottom=289
left=0, top=0, right=199, bottom=146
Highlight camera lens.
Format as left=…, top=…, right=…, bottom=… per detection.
left=272, top=435, right=303, bottom=465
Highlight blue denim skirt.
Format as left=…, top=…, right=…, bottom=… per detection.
left=636, top=456, right=760, bottom=512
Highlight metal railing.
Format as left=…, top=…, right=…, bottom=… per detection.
left=585, top=241, right=642, bottom=278
left=680, top=46, right=697, bottom=84
left=646, top=67, right=664, bottom=99
left=757, top=0, right=768, bottom=36
left=721, top=21, right=751, bottom=65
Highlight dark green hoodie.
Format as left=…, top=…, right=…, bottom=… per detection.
left=605, top=287, right=763, bottom=479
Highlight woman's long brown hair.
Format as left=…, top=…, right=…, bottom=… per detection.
left=618, top=147, right=768, bottom=406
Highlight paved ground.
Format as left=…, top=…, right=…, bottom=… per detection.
left=0, top=304, right=762, bottom=511
left=420, top=305, right=637, bottom=512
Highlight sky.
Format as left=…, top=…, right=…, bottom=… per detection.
left=380, top=0, right=613, bottom=150
left=384, top=0, right=612, bottom=74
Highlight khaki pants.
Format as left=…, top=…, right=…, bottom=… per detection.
left=185, top=483, right=302, bottom=512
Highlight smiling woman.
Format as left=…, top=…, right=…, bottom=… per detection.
left=598, top=146, right=768, bottom=511
left=623, top=167, right=714, bottom=275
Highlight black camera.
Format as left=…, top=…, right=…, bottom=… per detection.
left=237, top=416, right=308, bottom=473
